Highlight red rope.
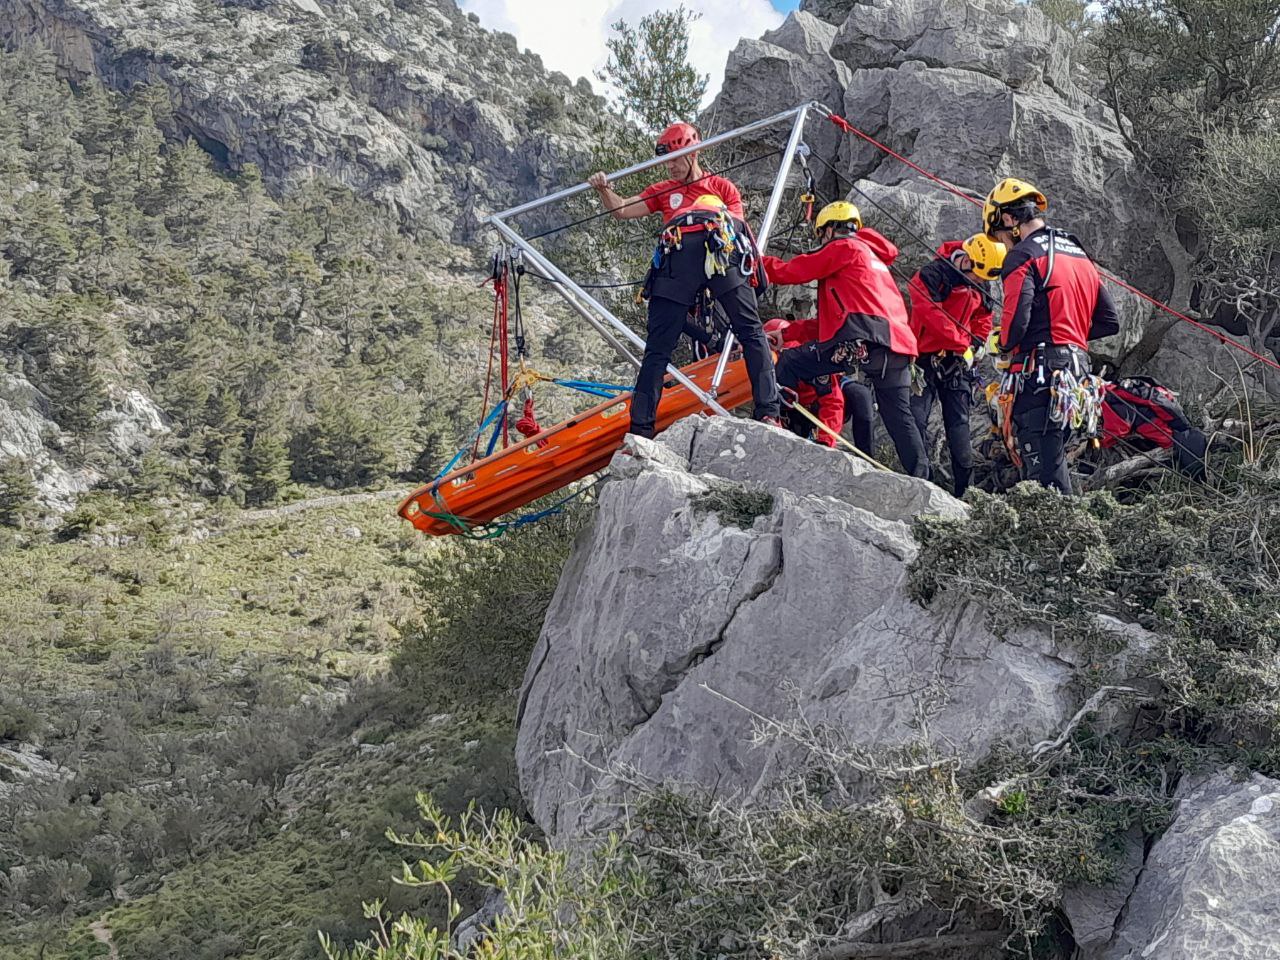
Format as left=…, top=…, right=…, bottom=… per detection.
left=497, top=272, right=511, bottom=448
left=826, top=113, right=978, bottom=206
left=825, top=111, right=1280, bottom=375
left=475, top=275, right=503, bottom=460
left=1102, top=272, right=1280, bottom=372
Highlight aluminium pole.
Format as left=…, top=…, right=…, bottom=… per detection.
left=489, top=217, right=730, bottom=416
left=710, top=103, right=811, bottom=395
left=490, top=105, right=807, bottom=222
left=515, top=254, right=644, bottom=371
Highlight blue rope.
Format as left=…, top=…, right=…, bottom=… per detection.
left=506, top=480, right=602, bottom=530
left=433, top=399, right=508, bottom=484
left=551, top=378, right=631, bottom=399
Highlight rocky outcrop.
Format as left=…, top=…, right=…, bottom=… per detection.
left=0, top=370, right=96, bottom=511
left=515, top=416, right=1146, bottom=840
left=711, top=0, right=1168, bottom=358
left=0, top=373, right=168, bottom=513
left=0, top=0, right=609, bottom=240
left=1099, top=772, right=1280, bottom=960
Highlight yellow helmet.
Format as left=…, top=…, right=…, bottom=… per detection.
left=982, top=177, right=1048, bottom=237
left=814, top=200, right=862, bottom=235
left=962, top=233, right=1007, bottom=280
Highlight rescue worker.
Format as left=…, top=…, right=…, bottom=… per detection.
left=907, top=234, right=1002, bottom=496
left=763, top=318, right=844, bottom=448
left=587, top=122, right=781, bottom=437
left=985, top=178, right=1119, bottom=493
left=761, top=201, right=927, bottom=477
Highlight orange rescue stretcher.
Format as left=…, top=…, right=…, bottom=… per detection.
left=398, top=353, right=754, bottom=537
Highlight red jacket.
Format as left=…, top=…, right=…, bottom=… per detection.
left=765, top=318, right=844, bottom=448
left=762, top=229, right=917, bottom=357
left=908, top=241, right=994, bottom=355
left=999, top=227, right=1119, bottom=355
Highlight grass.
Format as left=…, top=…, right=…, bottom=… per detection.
left=0, top=488, right=547, bottom=960
left=0, top=493, right=428, bottom=692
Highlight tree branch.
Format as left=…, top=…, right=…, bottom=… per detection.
left=815, top=931, right=1004, bottom=959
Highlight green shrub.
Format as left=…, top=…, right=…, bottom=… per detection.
left=395, top=499, right=592, bottom=706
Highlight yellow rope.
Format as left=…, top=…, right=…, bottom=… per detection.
left=783, top=399, right=891, bottom=472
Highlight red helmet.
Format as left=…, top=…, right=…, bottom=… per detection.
left=763, top=318, right=788, bottom=334
left=655, top=122, right=700, bottom=157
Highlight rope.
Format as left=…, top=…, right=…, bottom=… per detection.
left=823, top=111, right=1280, bottom=375
left=424, top=478, right=604, bottom=540
left=524, top=148, right=785, bottom=241
left=825, top=113, right=979, bottom=206
left=807, top=151, right=987, bottom=342
left=780, top=388, right=891, bottom=472
left=525, top=272, right=645, bottom=290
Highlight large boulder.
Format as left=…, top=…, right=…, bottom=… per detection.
left=0, top=371, right=97, bottom=512
left=1099, top=772, right=1280, bottom=960
left=515, top=417, right=1143, bottom=839
left=709, top=0, right=1172, bottom=360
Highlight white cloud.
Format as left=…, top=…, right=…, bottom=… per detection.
left=459, top=0, right=785, bottom=105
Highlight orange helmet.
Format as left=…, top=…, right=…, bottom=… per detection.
left=656, top=122, right=700, bottom=157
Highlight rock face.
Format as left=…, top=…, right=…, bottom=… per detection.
left=516, top=416, right=1134, bottom=839
left=0, top=370, right=96, bottom=511
left=0, top=0, right=608, bottom=240
left=710, top=0, right=1168, bottom=358
left=1099, top=772, right=1280, bottom=960
left=0, top=373, right=168, bottom=513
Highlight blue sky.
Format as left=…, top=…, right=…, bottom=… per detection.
left=461, top=1, right=799, bottom=101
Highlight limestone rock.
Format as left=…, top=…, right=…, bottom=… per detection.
left=99, top=387, right=169, bottom=460
left=0, top=371, right=98, bottom=512
left=711, top=0, right=1169, bottom=355
left=1100, top=772, right=1280, bottom=960
left=515, top=418, right=1145, bottom=840
left=715, top=11, right=849, bottom=196
left=0, top=0, right=611, bottom=241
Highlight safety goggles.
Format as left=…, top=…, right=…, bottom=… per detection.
left=654, top=143, right=672, bottom=156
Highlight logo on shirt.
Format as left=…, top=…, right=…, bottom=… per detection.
left=669, top=193, right=683, bottom=210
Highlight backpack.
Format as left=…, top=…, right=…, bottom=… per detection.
left=1100, top=377, right=1206, bottom=479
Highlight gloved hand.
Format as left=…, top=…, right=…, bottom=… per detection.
left=962, top=346, right=976, bottom=368
left=986, top=329, right=1002, bottom=355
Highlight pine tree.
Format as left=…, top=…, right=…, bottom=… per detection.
left=0, top=458, right=37, bottom=528
left=243, top=424, right=290, bottom=506
left=45, top=342, right=109, bottom=458
left=596, top=5, right=708, bottom=137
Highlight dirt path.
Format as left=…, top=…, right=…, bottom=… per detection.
left=89, top=917, right=119, bottom=960
left=233, top=487, right=413, bottom=525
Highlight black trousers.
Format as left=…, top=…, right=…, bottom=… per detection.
left=778, top=341, right=927, bottom=477
left=911, top=356, right=975, bottom=496
left=1012, top=387, right=1072, bottom=493
left=631, top=240, right=779, bottom=437
left=842, top=381, right=875, bottom=453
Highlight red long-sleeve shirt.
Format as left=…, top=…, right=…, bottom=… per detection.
left=762, top=228, right=917, bottom=357
left=908, top=241, right=994, bottom=355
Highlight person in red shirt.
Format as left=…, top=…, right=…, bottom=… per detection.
left=761, top=201, right=927, bottom=477
left=907, top=234, right=999, bottom=496
left=763, top=318, right=844, bottom=447
left=587, top=121, right=780, bottom=437
left=984, top=178, right=1119, bottom=493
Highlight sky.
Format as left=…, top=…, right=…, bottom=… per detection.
left=459, top=0, right=803, bottom=104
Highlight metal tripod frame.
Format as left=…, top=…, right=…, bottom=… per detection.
left=485, top=101, right=826, bottom=418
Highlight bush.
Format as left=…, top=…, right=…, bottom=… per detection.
left=0, top=698, right=41, bottom=742
left=290, top=397, right=397, bottom=489
left=395, top=499, right=592, bottom=706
